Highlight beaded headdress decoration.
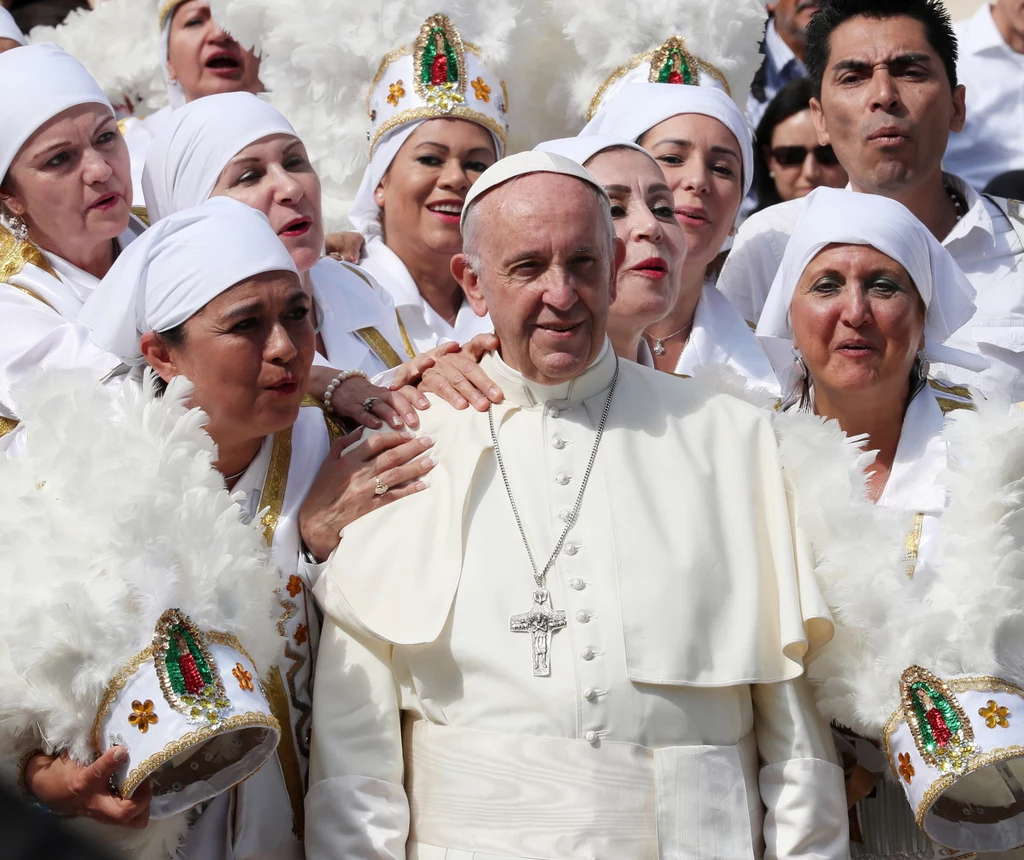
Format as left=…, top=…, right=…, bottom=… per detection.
left=367, top=14, right=509, bottom=156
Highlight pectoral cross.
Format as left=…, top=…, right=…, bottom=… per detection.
left=510, top=588, right=566, bottom=677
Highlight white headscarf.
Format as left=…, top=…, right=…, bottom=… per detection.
left=80, top=196, right=297, bottom=364
left=0, top=44, right=112, bottom=182
left=0, top=7, right=25, bottom=46
left=581, top=83, right=754, bottom=197
left=142, top=91, right=297, bottom=222
left=158, top=0, right=186, bottom=109
left=348, top=119, right=507, bottom=240
left=756, top=186, right=988, bottom=374
left=533, top=135, right=650, bottom=168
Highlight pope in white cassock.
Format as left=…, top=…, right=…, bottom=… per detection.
left=306, top=152, right=850, bottom=860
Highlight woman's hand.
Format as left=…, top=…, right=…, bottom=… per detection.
left=325, top=231, right=366, bottom=264
left=308, top=367, right=420, bottom=430
left=390, top=334, right=502, bottom=412
left=299, top=428, right=436, bottom=562
left=24, top=748, right=153, bottom=828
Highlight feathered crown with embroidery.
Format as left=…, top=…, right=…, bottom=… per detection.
left=208, top=0, right=557, bottom=231
left=550, top=0, right=767, bottom=123
left=29, top=0, right=166, bottom=117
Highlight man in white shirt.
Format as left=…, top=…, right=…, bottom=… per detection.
left=305, top=151, right=849, bottom=860
left=943, top=1, right=1024, bottom=191
left=719, top=0, right=1024, bottom=399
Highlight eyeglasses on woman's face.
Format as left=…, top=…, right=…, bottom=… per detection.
left=770, top=144, right=839, bottom=168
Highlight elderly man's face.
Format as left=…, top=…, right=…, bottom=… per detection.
left=453, top=173, right=620, bottom=385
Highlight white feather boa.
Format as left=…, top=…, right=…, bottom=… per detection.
left=0, top=370, right=283, bottom=859
left=774, top=393, right=1024, bottom=739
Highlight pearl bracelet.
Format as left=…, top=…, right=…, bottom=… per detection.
left=323, top=369, right=368, bottom=413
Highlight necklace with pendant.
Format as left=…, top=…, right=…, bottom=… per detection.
left=488, top=356, right=620, bottom=677
left=645, top=322, right=692, bottom=356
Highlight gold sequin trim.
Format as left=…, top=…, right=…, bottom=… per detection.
left=0, top=416, right=18, bottom=438
left=264, top=666, right=305, bottom=837
left=1, top=227, right=58, bottom=286
left=930, top=379, right=973, bottom=400
left=904, top=512, right=925, bottom=578
left=586, top=47, right=731, bottom=122
left=260, top=427, right=292, bottom=547
left=884, top=676, right=1024, bottom=781
left=915, top=744, right=1024, bottom=829
left=413, top=15, right=468, bottom=103
left=370, top=104, right=506, bottom=157
left=120, top=711, right=280, bottom=798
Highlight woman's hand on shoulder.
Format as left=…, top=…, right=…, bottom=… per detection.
left=328, top=374, right=422, bottom=430
left=391, top=334, right=503, bottom=412
left=299, top=428, right=437, bottom=562
left=325, top=231, right=366, bottom=264
left=24, top=748, right=152, bottom=828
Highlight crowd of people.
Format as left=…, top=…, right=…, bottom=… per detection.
left=1, top=0, right=1024, bottom=859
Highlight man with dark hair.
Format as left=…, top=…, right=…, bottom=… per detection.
left=720, top=0, right=1024, bottom=401
left=747, top=0, right=822, bottom=129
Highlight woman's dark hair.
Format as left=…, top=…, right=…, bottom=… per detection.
left=805, top=0, right=958, bottom=99
left=752, top=77, right=815, bottom=213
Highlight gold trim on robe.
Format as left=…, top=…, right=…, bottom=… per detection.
left=1, top=227, right=59, bottom=287
left=339, top=260, right=416, bottom=360
left=0, top=416, right=19, bottom=438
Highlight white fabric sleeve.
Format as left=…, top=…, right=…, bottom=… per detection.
left=0, top=292, right=119, bottom=417
left=304, top=615, right=409, bottom=860
left=753, top=676, right=850, bottom=860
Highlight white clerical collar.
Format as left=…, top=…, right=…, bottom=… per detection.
left=481, top=338, right=617, bottom=407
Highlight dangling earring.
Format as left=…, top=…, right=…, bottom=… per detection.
left=916, top=348, right=930, bottom=382
left=1, top=212, right=29, bottom=242
left=792, top=346, right=808, bottom=380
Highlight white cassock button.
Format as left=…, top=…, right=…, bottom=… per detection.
left=547, top=406, right=560, bottom=419
left=558, top=509, right=571, bottom=522
left=576, top=611, right=590, bottom=623
left=552, top=436, right=566, bottom=449
left=581, top=647, right=595, bottom=661
left=555, top=473, right=570, bottom=486
left=563, top=543, right=578, bottom=556
left=584, top=688, right=597, bottom=701
left=584, top=731, right=598, bottom=744
left=570, top=577, right=585, bottom=590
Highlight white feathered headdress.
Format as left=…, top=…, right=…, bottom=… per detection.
left=29, top=0, right=166, bottom=117
left=552, top=0, right=767, bottom=122
left=0, top=370, right=284, bottom=860
left=208, top=0, right=558, bottom=230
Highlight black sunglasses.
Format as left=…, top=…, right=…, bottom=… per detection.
left=770, top=144, right=839, bottom=167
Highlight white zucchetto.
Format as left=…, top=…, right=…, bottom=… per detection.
left=533, top=136, right=650, bottom=169
left=79, top=197, right=297, bottom=364
left=756, top=186, right=987, bottom=373
left=0, top=7, right=25, bottom=46
left=461, top=151, right=608, bottom=233
left=581, top=83, right=754, bottom=196
left=0, top=43, right=113, bottom=181
left=142, top=92, right=298, bottom=222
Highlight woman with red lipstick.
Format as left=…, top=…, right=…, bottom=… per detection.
left=142, top=91, right=427, bottom=431
left=535, top=136, right=687, bottom=365
left=568, top=0, right=781, bottom=396
left=0, top=43, right=145, bottom=449
left=755, top=186, right=1022, bottom=859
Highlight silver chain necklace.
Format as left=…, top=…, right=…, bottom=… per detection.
left=644, top=322, right=692, bottom=356
left=488, top=356, right=620, bottom=676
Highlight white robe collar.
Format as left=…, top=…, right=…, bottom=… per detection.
left=483, top=339, right=616, bottom=408
left=38, top=220, right=142, bottom=308
left=877, top=385, right=949, bottom=515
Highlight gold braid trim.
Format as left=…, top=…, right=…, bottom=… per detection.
left=397, top=313, right=416, bottom=359
left=916, top=744, right=1024, bottom=830
left=120, top=712, right=281, bottom=799
left=356, top=327, right=403, bottom=369
left=904, top=512, right=925, bottom=578
left=263, top=666, right=305, bottom=837
left=370, top=105, right=506, bottom=158
left=157, top=0, right=181, bottom=29
left=930, top=379, right=973, bottom=400
left=260, top=427, right=292, bottom=547
left=936, top=397, right=977, bottom=415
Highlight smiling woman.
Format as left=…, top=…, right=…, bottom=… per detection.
left=0, top=43, right=146, bottom=447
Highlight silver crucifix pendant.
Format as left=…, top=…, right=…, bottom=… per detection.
left=510, top=588, right=567, bottom=677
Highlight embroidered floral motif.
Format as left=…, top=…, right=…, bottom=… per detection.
left=980, top=700, right=1011, bottom=729
left=232, top=663, right=254, bottom=692
left=294, top=624, right=308, bottom=645
left=129, top=700, right=159, bottom=733
left=898, top=752, right=915, bottom=784
left=286, top=575, right=303, bottom=598
left=471, top=77, right=491, bottom=102
left=387, top=80, right=405, bottom=107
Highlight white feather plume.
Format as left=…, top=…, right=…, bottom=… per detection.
left=209, top=0, right=556, bottom=231
left=28, top=0, right=166, bottom=117
left=0, top=369, right=282, bottom=768
left=775, top=395, right=1024, bottom=738
left=552, top=0, right=767, bottom=122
